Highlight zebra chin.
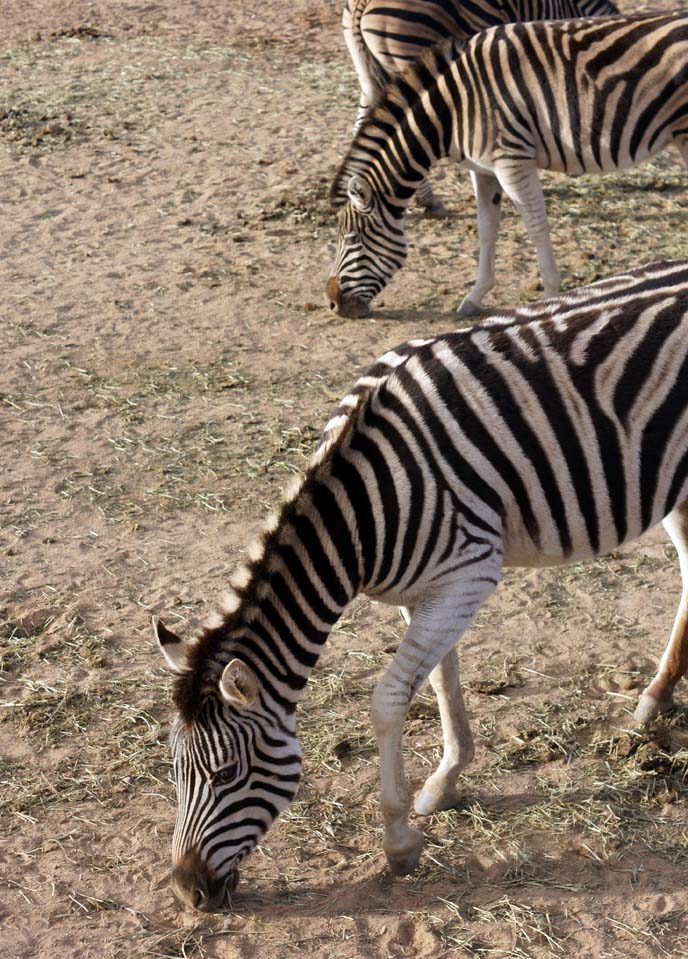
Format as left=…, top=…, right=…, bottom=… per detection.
left=325, top=276, right=372, bottom=318
left=171, top=847, right=239, bottom=913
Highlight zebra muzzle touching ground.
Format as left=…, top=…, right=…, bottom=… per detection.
left=328, top=14, right=688, bottom=318
left=326, top=274, right=371, bottom=318
left=171, top=847, right=238, bottom=912
left=158, top=260, right=688, bottom=905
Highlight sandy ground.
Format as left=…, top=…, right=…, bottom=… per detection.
left=3, top=1, right=688, bottom=956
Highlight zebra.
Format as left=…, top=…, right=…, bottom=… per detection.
left=326, top=13, right=688, bottom=319
left=343, top=0, right=619, bottom=216
left=156, top=258, right=688, bottom=910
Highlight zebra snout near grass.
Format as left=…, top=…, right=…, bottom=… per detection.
left=155, top=260, right=688, bottom=904
left=328, top=13, right=688, bottom=318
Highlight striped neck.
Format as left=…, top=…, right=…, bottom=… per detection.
left=332, top=40, right=461, bottom=212
left=175, top=477, right=361, bottom=723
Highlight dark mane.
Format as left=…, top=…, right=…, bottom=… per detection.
left=171, top=392, right=368, bottom=725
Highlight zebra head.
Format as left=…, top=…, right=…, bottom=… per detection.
left=154, top=619, right=303, bottom=911
left=327, top=173, right=408, bottom=318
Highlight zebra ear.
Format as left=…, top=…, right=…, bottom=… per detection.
left=219, top=659, right=259, bottom=709
left=347, top=174, right=373, bottom=213
left=153, top=617, right=190, bottom=675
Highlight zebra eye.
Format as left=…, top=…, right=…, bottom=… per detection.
left=344, top=232, right=360, bottom=244
left=212, top=762, right=239, bottom=787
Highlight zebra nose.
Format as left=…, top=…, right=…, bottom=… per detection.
left=192, top=876, right=209, bottom=911
left=171, top=848, right=235, bottom=912
left=326, top=276, right=342, bottom=312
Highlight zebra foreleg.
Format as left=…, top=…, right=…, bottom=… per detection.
left=374, top=572, right=498, bottom=874
left=416, top=177, right=450, bottom=219
left=458, top=171, right=503, bottom=316
left=399, top=608, right=475, bottom=816
left=494, top=163, right=561, bottom=300
left=635, top=500, right=688, bottom=723
left=415, top=649, right=474, bottom=815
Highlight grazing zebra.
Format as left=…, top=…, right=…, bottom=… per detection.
left=343, top=0, right=619, bottom=216
left=327, top=13, right=688, bottom=319
left=157, top=259, right=688, bottom=911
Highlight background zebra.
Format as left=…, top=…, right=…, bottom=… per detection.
left=157, top=259, right=688, bottom=910
left=327, top=13, right=688, bottom=318
left=343, top=0, right=619, bottom=215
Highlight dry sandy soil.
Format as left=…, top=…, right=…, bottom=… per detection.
left=4, top=1, right=688, bottom=956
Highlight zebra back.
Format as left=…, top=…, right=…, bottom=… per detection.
left=343, top=0, right=619, bottom=92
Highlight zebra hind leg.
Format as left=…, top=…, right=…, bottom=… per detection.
left=635, top=500, right=688, bottom=723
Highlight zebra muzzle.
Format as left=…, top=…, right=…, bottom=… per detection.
left=325, top=276, right=370, bottom=319
left=171, top=848, right=238, bottom=912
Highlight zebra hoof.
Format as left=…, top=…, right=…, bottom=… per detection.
left=414, top=786, right=461, bottom=816
left=633, top=692, right=673, bottom=725
left=457, top=298, right=485, bottom=317
left=421, top=199, right=451, bottom=219
left=385, top=830, right=424, bottom=875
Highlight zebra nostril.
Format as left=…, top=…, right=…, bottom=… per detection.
left=193, top=879, right=208, bottom=911
left=326, top=276, right=342, bottom=313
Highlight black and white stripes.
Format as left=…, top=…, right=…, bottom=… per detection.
left=343, top=0, right=619, bottom=214
left=327, top=13, right=688, bottom=317
left=157, top=259, right=688, bottom=904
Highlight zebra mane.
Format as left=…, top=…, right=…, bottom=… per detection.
left=172, top=392, right=369, bottom=725
left=330, top=36, right=465, bottom=209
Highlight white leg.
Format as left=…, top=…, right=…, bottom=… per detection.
left=635, top=500, right=688, bottom=723
left=398, top=608, right=474, bottom=815
left=353, top=99, right=372, bottom=135
left=375, top=560, right=500, bottom=874
left=495, top=163, right=561, bottom=299
left=415, top=649, right=474, bottom=815
left=458, top=171, right=503, bottom=316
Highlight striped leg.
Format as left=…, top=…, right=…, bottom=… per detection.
left=416, top=177, right=450, bottom=219
left=494, top=163, right=561, bottom=299
left=374, top=565, right=499, bottom=875
left=399, top=607, right=475, bottom=816
left=635, top=500, right=688, bottom=723
left=458, top=171, right=503, bottom=316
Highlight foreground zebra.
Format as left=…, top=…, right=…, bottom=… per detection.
left=157, top=260, right=688, bottom=910
left=327, top=13, right=688, bottom=319
left=343, top=0, right=618, bottom=216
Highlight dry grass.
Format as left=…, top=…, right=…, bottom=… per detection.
left=4, top=3, right=688, bottom=958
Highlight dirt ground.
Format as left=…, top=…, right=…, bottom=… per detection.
left=3, top=1, right=688, bottom=956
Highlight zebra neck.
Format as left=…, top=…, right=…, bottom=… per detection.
left=357, top=44, right=460, bottom=205
left=219, top=510, right=359, bottom=712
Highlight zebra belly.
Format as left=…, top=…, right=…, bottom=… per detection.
left=503, top=485, right=688, bottom=570
left=533, top=135, right=675, bottom=177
